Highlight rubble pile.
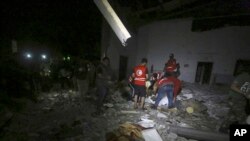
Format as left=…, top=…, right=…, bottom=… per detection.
left=1, top=90, right=105, bottom=141
left=0, top=82, right=233, bottom=141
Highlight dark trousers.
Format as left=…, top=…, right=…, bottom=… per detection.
left=96, top=84, right=108, bottom=111
left=155, top=85, right=174, bottom=108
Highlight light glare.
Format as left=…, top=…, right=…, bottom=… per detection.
left=41, top=54, right=47, bottom=59
left=26, top=53, right=32, bottom=58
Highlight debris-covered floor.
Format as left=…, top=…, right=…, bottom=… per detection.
left=1, top=82, right=232, bottom=141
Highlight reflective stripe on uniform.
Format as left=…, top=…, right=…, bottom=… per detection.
left=134, top=78, right=146, bottom=81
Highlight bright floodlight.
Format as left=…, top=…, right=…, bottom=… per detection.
left=94, top=0, right=131, bottom=46
left=26, top=53, right=32, bottom=58
left=41, top=54, right=47, bottom=59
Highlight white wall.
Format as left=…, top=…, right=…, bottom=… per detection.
left=137, top=19, right=250, bottom=83
left=102, top=18, right=250, bottom=83
left=104, top=27, right=138, bottom=79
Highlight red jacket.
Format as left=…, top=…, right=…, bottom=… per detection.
left=165, top=59, right=177, bottom=72
left=133, top=65, right=148, bottom=86
left=156, top=76, right=181, bottom=98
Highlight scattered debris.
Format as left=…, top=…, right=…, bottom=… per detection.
left=246, top=115, right=250, bottom=124
left=138, top=119, right=155, bottom=128
left=142, top=128, right=163, bottom=141
left=106, top=122, right=144, bottom=141
left=120, top=110, right=140, bottom=114
left=186, top=107, right=194, bottom=114
left=103, top=103, right=114, bottom=108
left=0, top=82, right=235, bottom=141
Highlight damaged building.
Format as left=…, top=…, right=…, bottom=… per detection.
left=1, top=0, right=250, bottom=141
left=101, top=0, right=250, bottom=84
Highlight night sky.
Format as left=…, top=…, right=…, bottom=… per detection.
left=1, top=0, right=102, bottom=58
left=1, top=0, right=249, bottom=58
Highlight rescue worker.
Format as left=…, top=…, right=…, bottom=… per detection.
left=164, top=53, right=176, bottom=72
left=152, top=71, right=181, bottom=109
left=86, top=61, right=96, bottom=88
left=59, top=64, right=72, bottom=90
left=75, top=59, right=89, bottom=97
left=230, top=70, right=250, bottom=117
left=132, top=58, right=149, bottom=110
left=94, top=57, right=115, bottom=115
left=220, top=69, right=250, bottom=133
left=163, top=53, right=180, bottom=77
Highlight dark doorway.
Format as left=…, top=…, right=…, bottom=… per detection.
left=119, top=56, right=128, bottom=81
left=234, top=59, right=250, bottom=76
left=195, top=62, right=213, bottom=84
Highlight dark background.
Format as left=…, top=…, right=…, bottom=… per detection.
left=0, top=0, right=102, bottom=59
left=1, top=0, right=250, bottom=58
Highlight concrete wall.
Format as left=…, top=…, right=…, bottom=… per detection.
left=137, top=19, right=250, bottom=83
left=103, top=26, right=138, bottom=79
left=101, top=18, right=250, bottom=83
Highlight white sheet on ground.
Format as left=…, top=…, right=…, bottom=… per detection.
left=158, top=96, right=168, bottom=107
left=141, top=128, right=163, bottom=141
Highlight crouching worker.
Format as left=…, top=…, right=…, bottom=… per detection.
left=152, top=72, right=181, bottom=109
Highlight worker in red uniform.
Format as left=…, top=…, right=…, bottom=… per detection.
left=132, top=58, right=149, bottom=110
left=163, top=53, right=178, bottom=77
left=153, top=71, right=181, bottom=109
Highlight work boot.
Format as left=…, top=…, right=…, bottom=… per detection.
left=168, top=104, right=175, bottom=109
